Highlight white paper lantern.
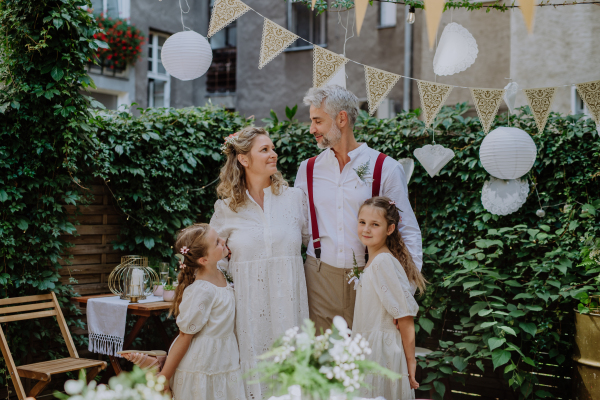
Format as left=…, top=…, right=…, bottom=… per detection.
left=479, top=127, right=537, bottom=180
left=161, top=31, right=213, bottom=81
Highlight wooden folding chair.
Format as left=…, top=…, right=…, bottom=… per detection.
left=0, top=293, right=107, bottom=399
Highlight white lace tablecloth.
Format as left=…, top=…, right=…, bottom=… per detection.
left=87, top=295, right=164, bottom=356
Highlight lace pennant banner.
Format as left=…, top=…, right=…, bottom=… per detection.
left=355, top=0, right=369, bottom=36
left=311, top=0, right=317, bottom=10
left=207, top=0, right=251, bottom=38
left=470, top=88, right=506, bottom=134
left=423, top=0, right=446, bottom=49
left=576, top=80, right=600, bottom=130
left=417, top=80, right=454, bottom=128
left=313, top=46, right=349, bottom=88
left=364, top=66, right=401, bottom=116
left=518, top=0, right=536, bottom=34
left=259, top=19, right=299, bottom=69
left=524, top=87, right=557, bottom=133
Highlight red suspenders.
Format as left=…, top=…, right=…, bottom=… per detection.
left=307, top=152, right=387, bottom=260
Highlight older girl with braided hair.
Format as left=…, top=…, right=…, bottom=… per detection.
left=211, top=126, right=310, bottom=400
left=352, top=196, right=426, bottom=400
left=156, top=223, right=246, bottom=400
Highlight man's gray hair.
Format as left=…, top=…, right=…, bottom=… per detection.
left=303, top=85, right=359, bottom=127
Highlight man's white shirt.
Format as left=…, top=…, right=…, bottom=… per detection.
left=294, top=143, right=423, bottom=270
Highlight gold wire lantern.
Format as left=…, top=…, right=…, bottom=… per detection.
left=108, top=255, right=159, bottom=302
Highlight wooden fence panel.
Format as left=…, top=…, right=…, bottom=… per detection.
left=61, top=180, right=125, bottom=296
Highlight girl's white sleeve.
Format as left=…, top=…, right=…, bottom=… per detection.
left=371, top=255, right=419, bottom=319
left=176, top=284, right=216, bottom=334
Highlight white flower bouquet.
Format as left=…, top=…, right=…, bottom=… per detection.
left=250, top=317, right=400, bottom=399
left=55, top=367, right=171, bottom=400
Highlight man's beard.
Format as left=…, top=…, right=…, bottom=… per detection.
left=317, top=123, right=342, bottom=150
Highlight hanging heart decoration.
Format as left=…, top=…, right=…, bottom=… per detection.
left=413, top=144, right=455, bottom=178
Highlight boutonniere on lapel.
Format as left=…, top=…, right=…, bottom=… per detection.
left=353, top=159, right=373, bottom=187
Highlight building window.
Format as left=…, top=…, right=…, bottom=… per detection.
left=207, top=0, right=237, bottom=94
left=287, top=1, right=327, bottom=49
left=571, top=86, right=590, bottom=116
left=147, top=32, right=171, bottom=108
left=379, top=2, right=397, bottom=28
left=89, top=0, right=130, bottom=19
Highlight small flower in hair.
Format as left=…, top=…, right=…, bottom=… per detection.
left=389, top=201, right=396, bottom=205
left=180, top=246, right=189, bottom=255
left=175, top=254, right=186, bottom=270
left=220, top=132, right=240, bottom=154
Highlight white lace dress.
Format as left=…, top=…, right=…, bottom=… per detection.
left=170, top=280, right=246, bottom=400
left=353, top=253, right=419, bottom=400
left=210, top=186, right=310, bottom=400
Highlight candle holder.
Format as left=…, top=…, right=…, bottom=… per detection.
left=108, top=255, right=159, bottom=301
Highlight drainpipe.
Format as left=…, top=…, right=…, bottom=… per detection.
left=403, top=5, right=413, bottom=112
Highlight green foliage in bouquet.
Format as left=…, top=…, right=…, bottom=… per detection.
left=54, top=366, right=170, bottom=400
left=250, top=318, right=400, bottom=399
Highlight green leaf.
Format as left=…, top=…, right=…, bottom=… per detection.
left=519, top=322, right=537, bottom=337
left=478, top=309, right=492, bottom=317
left=498, top=326, right=516, bottom=336
left=476, top=360, right=485, bottom=372
left=469, top=302, right=488, bottom=317
left=439, top=365, right=453, bottom=374
left=51, top=66, right=64, bottom=81
left=488, top=337, right=506, bottom=351
left=419, top=317, right=434, bottom=335
left=470, top=290, right=487, bottom=297
left=491, top=349, right=511, bottom=369
left=513, top=292, right=534, bottom=300
left=463, top=280, right=480, bottom=289
left=452, top=356, right=468, bottom=372
left=115, top=145, right=124, bottom=155
left=0, top=190, right=7, bottom=202
left=456, top=342, right=478, bottom=354
left=504, top=363, right=517, bottom=373
left=433, top=380, right=446, bottom=398
left=53, top=18, right=63, bottom=29
left=17, top=219, right=29, bottom=231
left=480, top=321, right=498, bottom=328
left=143, top=237, right=155, bottom=249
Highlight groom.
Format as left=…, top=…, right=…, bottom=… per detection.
left=294, top=85, right=423, bottom=332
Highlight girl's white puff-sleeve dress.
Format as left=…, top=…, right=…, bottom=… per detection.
left=210, top=186, right=310, bottom=400
left=170, top=280, right=246, bottom=400
left=353, top=253, right=419, bottom=400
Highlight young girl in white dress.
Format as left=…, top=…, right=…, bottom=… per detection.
left=210, top=126, right=309, bottom=400
left=157, top=223, right=246, bottom=400
left=353, top=196, right=427, bottom=400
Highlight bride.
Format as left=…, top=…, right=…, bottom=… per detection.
left=210, top=126, right=310, bottom=400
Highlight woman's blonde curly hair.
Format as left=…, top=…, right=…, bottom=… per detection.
left=217, top=126, right=287, bottom=212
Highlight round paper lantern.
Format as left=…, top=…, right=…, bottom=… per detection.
left=479, top=127, right=537, bottom=180
left=161, top=31, right=212, bottom=81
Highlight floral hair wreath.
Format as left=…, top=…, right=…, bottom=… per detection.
left=220, top=132, right=240, bottom=154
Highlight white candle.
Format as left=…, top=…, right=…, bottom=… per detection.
left=130, top=269, right=144, bottom=296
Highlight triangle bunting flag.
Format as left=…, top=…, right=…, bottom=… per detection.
left=207, top=0, right=251, bottom=38
left=576, top=80, right=600, bottom=131
left=258, top=19, right=299, bottom=69
left=470, top=88, right=506, bottom=134
left=524, top=87, right=557, bottom=133
left=313, top=46, right=349, bottom=88
left=364, top=66, right=401, bottom=116
left=417, top=80, right=454, bottom=128
left=518, top=0, right=536, bottom=34
left=423, top=0, right=446, bottom=49
left=355, top=0, right=369, bottom=36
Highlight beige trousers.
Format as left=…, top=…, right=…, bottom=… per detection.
left=304, top=255, right=359, bottom=334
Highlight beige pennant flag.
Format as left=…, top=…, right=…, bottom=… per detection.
left=355, top=0, right=369, bottom=36
left=364, top=66, right=401, bottom=116
left=424, top=0, right=445, bottom=49
left=313, top=46, right=349, bottom=88
left=258, top=19, right=299, bottom=69
left=576, top=80, right=600, bottom=130
left=470, top=88, right=506, bottom=134
left=524, top=87, right=557, bottom=133
left=311, top=0, right=317, bottom=10
left=417, top=80, right=454, bottom=128
left=519, top=0, right=536, bottom=34
left=207, top=0, right=251, bottom=38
